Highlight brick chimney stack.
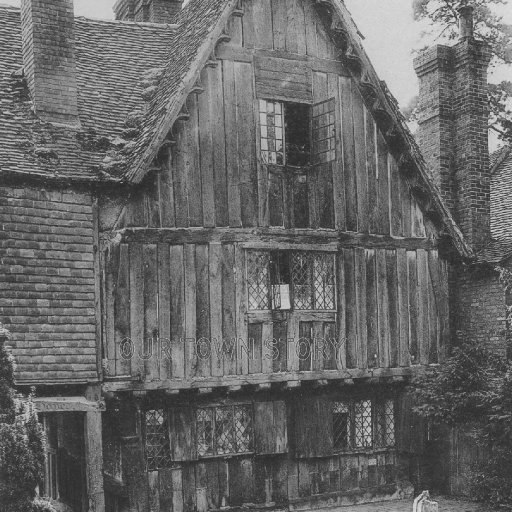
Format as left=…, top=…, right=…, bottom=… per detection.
left=21, top=0, right=79, bottom=126
left=414, top=2, right=492, bottom=250
left=113, top=0, right=182, bottom=23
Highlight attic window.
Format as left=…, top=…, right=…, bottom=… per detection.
left=259, top=100, right=310, bottom=166
left=259, top=98, right=336, bottom=229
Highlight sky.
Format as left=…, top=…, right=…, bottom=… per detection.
left=2, top=0, right=511, bottom=117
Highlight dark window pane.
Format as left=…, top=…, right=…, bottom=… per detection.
left=285, top=103, right=311, bottom=166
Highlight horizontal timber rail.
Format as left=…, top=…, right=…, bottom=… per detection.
left=102, top=367, right=418, bottom=393
left=106, top=227, right=437, bottom=250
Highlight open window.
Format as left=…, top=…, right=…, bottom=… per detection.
left=258, top=98, right=336, bottom=229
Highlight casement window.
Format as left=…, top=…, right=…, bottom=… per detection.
left=332, top=398, right=395, bottom=452
left=196, top=405, right=253, bottom=457
left=246, top=250, right=336, bottom=312
left=144, top=402, right=286, bottom=468
left=144, top=409, right=172, bottom=471
left=294, top=397, right=396, bottom=458
left=258, top=98, right=336, bottom=229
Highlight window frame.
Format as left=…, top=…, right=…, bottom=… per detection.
left=196, top=403, right=254, bottom=459
left=258, top=97, right=336, bottom=230
left=331, top=396, right=397, bottom=454
left=143, top=403, right=256, bottom=468
left=246, top=249, right=337, bottom=313
left=143, top=408, right=172, bottom=471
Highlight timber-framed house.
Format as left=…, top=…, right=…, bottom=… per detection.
left=0, top=0, right=488, bottom=510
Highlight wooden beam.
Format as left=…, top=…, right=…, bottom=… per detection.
left=33, top=397, right=106, bottom=413
left=85, top=410, right=106, bottom=512
left=216, top=44, right=351, bottom=76
left=103, top=367, right=420, bottom=393
left=112, top=227, right=438, bottom=251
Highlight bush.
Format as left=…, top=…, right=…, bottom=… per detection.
left=410, top=340, right=512, bottom=507
left=0, top=332, right=47, bottom=512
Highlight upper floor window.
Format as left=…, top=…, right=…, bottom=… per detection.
left=259, top=100, right=311, bottom=166
left=247, top=250, right=336, bottom=312
left=258, top=98, right=336, bottom=229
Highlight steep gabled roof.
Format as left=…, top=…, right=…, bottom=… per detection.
left=115, top=0, right=472, bottom=258
left=124, top=0, right=239, bottom=182
left=0, top=0, right=472, bottom=258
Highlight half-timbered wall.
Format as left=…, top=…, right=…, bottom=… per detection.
left=105, top=389, right=421, bottom=512
left=103, top=242, right=448, bottom=385
left=116, top=0, right=432, bottom=238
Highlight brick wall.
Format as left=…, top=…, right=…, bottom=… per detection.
left=0, top=185, right=98, bottom=383
left=115, top=0, right=182, bottom=23
left=452, top=266, right=507, bottom=356
left=20, top=0, right=79, bottom=124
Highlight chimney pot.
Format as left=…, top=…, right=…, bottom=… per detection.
left=458, top=1, right=475, bottom=39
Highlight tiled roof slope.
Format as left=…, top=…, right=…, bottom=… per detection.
left=0, top=5, right=174, bottom=181
left=125, top=0, right=238, bottom=182
left=490, top=145, right=512, bottom=243
left=473, top=146, right=512, bottom=264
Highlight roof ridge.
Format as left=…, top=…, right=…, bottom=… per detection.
left=75, top=16, right=178, bottom=28
left=0, top=4, right=20, bottom=10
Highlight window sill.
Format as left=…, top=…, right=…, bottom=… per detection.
left=197, top=451, right=255, bottom=461
left=332, top=446, right=396, bottom=456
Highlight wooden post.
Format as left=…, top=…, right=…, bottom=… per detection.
left=85, top=385, right=105, bottom=512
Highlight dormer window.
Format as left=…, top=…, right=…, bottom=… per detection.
left=258, top=98, right=336, bottom=229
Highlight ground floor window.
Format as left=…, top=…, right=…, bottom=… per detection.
left=144, top=408, right=172, bottom=471
left=332, top=398, right=395, bottom=452
left=197, top=404, right=253, bottom=457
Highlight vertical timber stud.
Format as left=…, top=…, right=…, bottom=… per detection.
left=85, top=385, right=105, bottom=512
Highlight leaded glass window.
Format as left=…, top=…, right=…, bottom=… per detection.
left=259, top=99, right=284, bottom=165
left=332, top=398, right=395, bottom=453
left=197, top=408, right=214, bottom=456
left=197, top=405, right=253, bottom=457
left=355, top=400, right=373, bottom=448
left=333, top=402, right=351, bottom=451
left=375, top=399, right=396, bottom=448
left=313, top=253, right=336, bottom=310
left=247, top=251, right=270, bottom=310
left=145, top=409, right=171, bottom=470
left=247, top=250, right=336, bottom=311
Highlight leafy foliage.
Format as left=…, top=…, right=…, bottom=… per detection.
left=410, top=336, right=512, bottom=506
left=0, top=333, right=56, bottom=512
left=410, top=0, right=512, bottom=143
